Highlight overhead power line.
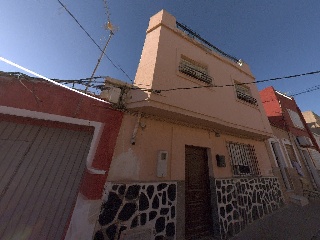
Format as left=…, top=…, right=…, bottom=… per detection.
left=56, top=0, right=133, bottom=83
left=131, top=69, right=320, bottom=93
left=291, top=84, right=320, bottom=97
left=53, top=69, right=320, bottom=99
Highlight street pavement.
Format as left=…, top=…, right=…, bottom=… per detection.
left=231, top=199, right=320, bottom=240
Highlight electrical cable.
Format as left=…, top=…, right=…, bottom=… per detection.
left=143, top=70, right=320, bottom=93
left=56, top=0, right=133, bottom=83
left=291, top=85, right=320, bottom=97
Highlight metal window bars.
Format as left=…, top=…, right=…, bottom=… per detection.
left=179, top=61, right=213, bottom=84
left=227, top=142, right=261, bottom=176
left=236, top=90, right=258, bottom=106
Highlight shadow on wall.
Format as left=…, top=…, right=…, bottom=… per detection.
left=268, top=116, right=287, bottom=129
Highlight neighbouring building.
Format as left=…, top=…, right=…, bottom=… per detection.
left=93, top=10, right=284, bottom=240
left=0, top=72, right=123, bottom=240
left=303, top=111, right=320, bottom=135
left=302, top=111, right=320, bottom=171
left=265, top=124, right=313, bottom=204
left=260, top=87, right=320, bottom=193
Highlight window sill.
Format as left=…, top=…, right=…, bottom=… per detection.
left=235, top=98, right=259, bottom=109
left=176, top=71, right=215, bottom=92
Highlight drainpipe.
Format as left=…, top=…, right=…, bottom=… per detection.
left=131, top=112, right=142, bottom=145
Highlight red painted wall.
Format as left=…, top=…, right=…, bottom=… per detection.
left=259, top=86, right=285, bottom=129
left=260, top=86, right=320, bottom=150
left=0, top=75, right=123, bottom=200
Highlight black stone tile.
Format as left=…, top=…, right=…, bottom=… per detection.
left=99, top=192, right=122, bottom=226
left=125, top=185, right=141, bottom=200
left=222, top=195, right=226, bottom=204
left=157, top=183, right=168, bottom=191
left=227, top=193, right=232, bottom=202
left=118, top=203, right=137, bottom=221
left=140, top=213, right=147, bottom=226
left=171, top=206, right=175, bottom=219
left=233, top=210, right=239, bottom=220
left=162, top=191, right=167, bottom=205
left=131, top=216, right=138, bottom=228
left=149, top=211, right=157, bottom=221
left=168, top=184, right=177, bottom=201
left=93, top=230, right=104, bottom=240
left=139, top=192, right=149, bottom=211
left=217, top=191, right=222, bottom=203
left=166, top=222, right=175, bottom=237
left=152, top=195, right=159, bottom=209
left=119, top=185, right=126, bottom=195
left=155, top=217, right=165, bottom=233
left=106, top=224, right=117, bottom=240
left=147, top=185, right=154, bottom=199
left=226, top=204, right=233, bottom=213
left=220, top=207, right=225, bottom=218
left=216, top=180, right=221, bottom=189
left=160, top=208, right=169, bottom=215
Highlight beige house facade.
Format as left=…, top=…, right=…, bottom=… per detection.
left=302, top=111, right=320, bottom=172
left=266, top=126, right=314, bottom=203
left=93, top=10, right=284, bottom=240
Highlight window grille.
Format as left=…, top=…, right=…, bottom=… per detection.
left=235, top=84, right=258, bottom=106
left=227, top=142, right=260, bottom=176
left=179, top=56, right=212, bottom=84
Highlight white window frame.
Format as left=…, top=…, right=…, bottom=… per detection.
left=282, top=138, right=302, bottom=168
left=268, top=137, right=289, bottom=168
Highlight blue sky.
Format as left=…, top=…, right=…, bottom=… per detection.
left=1, top=1, right=319, bottom=114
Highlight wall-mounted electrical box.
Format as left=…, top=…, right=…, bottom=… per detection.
left=216, top=154, right=226, bottom=167
left=157, top=151, right=168, bottom=177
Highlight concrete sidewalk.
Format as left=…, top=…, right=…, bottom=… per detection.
left=231, top=199, right=320, bottom=240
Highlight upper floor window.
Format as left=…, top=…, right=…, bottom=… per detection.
left=227, top=142, right=260, bottom=177
left=287, top=109, right=305, bottom=129
left=178, top=55, right=212, bottom=84
left=235, top=83, right=258, bottom=106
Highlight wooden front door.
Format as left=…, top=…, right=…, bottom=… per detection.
left=185, top=146, right=213, bottom=239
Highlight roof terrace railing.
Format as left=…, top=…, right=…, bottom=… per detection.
left=176, top=21, right=241, bottom=65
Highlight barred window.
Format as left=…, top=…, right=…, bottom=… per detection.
left=227, top=142, right=260, bottom=176
left=179, top=55, right=212, bottom=84
left=235, top=83, right=258, bottom=106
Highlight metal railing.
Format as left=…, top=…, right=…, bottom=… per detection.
left=176, top=21, right=241, bottom=64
